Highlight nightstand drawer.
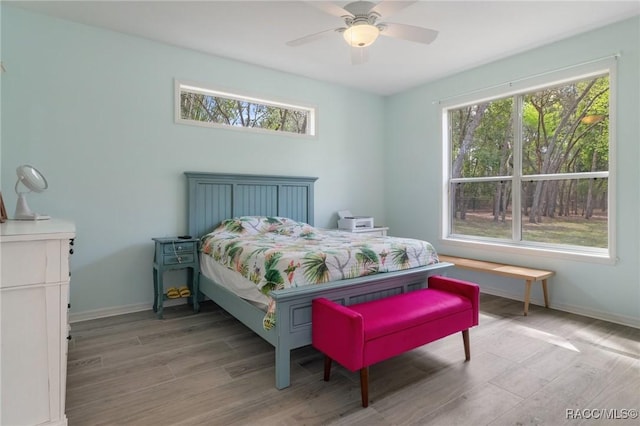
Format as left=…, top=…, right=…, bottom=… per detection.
left=152, top=236, right=200, bottom=319
left=338, top=227, right=389, bottom=236
left=163, top=242, right=195, bottom=254
left=163, top=253, right=195, bottom=265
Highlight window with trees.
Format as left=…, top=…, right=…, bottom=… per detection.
left=443, top=66, right=613, bottom=258
left=176, top=81, right=316, bottom=136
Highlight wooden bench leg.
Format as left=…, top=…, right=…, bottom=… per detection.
left=524, top=279, right=532, bottom=316
left=324, top=355, right=332, bottom=381
left=360, top=367, right=369, bottom=408
left=462, top=329, right=470, bottom=361
left=542, top=279, right=549, bottom=308
left=524, top=279, right=550, bottom=315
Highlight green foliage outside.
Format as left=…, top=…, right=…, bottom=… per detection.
left=453, top=212, right=607, bottom=248
left=449, top=74, right=610, bottom=249
left=181, top=91, right=309, bottom=134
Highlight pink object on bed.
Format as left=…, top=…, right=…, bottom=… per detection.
left=312, top=275, right=479, bottom=407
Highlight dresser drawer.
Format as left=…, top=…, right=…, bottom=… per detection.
left=162, top=242, right=195, bottom=254
left=1, top=240, right=69, bottom=288
left=163, top=253, right=195, bottom=265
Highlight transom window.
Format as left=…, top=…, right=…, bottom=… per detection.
left=442, top=62, right=614, bottom=260
left=176, top=81, right=316, bottom=136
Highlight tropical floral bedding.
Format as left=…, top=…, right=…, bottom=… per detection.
left=200, top=216, right=440, bottom=330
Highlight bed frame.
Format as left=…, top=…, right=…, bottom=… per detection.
left=185, top=171, right=451, bottom=389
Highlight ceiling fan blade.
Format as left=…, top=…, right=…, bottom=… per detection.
left=351, top=46, right=370, bottom=65
left=286, top=28, right=343, bottom=47
left=305, top=1, right=352, bottom=18
left=370, top=1, right=417, bottom=18
left=379, top=22, right=438, bottom=44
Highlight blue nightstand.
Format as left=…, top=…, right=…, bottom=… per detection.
left=152, top=237, right=200, bottom=319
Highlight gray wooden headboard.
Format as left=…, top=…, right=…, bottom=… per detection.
left=185, top=172, right=318, bottom=238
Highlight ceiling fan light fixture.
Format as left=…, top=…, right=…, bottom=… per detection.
left=343, top=23, right=379, bottom=47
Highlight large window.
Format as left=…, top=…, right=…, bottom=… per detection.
left=442, top=63, right=614, bottom=260
left=176, top=81, right=316, bottom=136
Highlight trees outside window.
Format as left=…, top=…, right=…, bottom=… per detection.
left=444, top=71, right=611, bottom=255
left=176, top=82, right=316, bottom=136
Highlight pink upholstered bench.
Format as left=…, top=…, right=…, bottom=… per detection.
left=312, top=275, right=479, bottom=407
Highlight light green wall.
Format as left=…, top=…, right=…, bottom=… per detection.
left=3, top=5, right=638, bottom=326
left=0, top=5, right=2, bottom=180
left=1, top=6, right=386, bottom=316
left=385, top=17, right=640, bottom=326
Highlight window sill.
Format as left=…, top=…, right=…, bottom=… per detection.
left=439, top=237, right=616, bottom=265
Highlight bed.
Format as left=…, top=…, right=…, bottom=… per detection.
left=185, top=171, right=452, bottom=389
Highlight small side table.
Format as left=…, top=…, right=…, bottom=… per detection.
left=152, top=237, right=200, bottom=319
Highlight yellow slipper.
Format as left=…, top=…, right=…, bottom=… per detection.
left=178, top=286, right=191, bottom=298
left=166, top=287, right=180, bottom=299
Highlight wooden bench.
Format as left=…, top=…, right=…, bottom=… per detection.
left=438, top=255, right=554, bottom=316
left=312, top=275, right=479, bottom=407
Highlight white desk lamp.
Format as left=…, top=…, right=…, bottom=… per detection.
left=14, top=164, right=50, bottom=220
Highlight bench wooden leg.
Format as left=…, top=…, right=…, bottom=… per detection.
left=524, top=279, right=532, bottom=316
left=360, top=367, right=369, bottom=408
left=542, top=279, right=549, bottom=308
left=324, top=355, right=332, bottom=381
left=462, top=329, right=470, bottom=361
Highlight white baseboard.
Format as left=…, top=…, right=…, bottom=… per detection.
left=481, top=287, right=640, bottom=329
left=69, top=299, right=188, bottom=323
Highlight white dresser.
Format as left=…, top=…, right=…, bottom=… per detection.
left=1, top=219, right=75, bottom=426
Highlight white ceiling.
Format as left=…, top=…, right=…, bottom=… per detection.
left=9, top=0, right=640, bottom=95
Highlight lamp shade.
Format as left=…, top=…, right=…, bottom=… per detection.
left=14, top=164, right=50, bottom=220
left=343, top=24, right=379, bottom=47
left=16, top=164, right=48, bottom=193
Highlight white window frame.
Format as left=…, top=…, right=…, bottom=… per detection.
left=439, top=58, right=617, bottom=264
left=175, top=80, right=317, bottom=138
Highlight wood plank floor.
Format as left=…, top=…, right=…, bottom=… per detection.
left=66, top=295, right=640, bottom=425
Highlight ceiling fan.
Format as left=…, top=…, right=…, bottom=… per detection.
left=286, top=1, right=438, bottom=65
